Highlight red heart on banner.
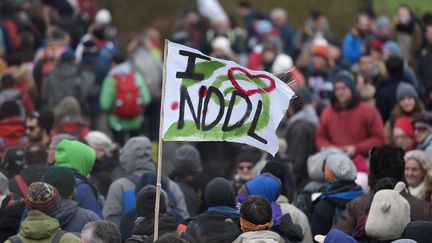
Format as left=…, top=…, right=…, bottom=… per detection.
left=227, top=67, right=276, bottom=96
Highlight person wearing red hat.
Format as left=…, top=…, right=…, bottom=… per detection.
left=393, top=116, right=417, bottom=151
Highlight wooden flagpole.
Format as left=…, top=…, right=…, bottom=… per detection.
left=153, top=39, right=169, bottom=242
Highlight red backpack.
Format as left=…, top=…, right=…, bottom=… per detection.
left=113, top=72, right=143, bottom=119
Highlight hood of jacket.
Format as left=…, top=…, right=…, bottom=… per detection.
left=21, top=164, right=49, bottom=185
left=417, top=134, right=432, bottom=151
left=287, top=105, right=319, bottom=129
left=319, top=181, right=363, bottom=208
left=132, top=214, right=177, bottom=237
left=51, top=63, right=79, bottom=78
left=20, top=210, right=61, bottom=240
left=55, top=140, right=96, bottom=176
left=55, top=199, right=79, bottom=229
left=234, top=230, right=285, bottom=243
left=120, top=137, right=155, bottom=175
left=108, top=61, right=132, bottom=76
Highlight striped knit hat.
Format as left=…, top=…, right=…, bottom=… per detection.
left=25, top=182, right=61, bottom=216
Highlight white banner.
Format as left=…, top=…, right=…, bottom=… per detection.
left=162, top=41, right=294, bottom=156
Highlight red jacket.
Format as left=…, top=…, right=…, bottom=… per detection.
left=0, top=116, right=26, bottom=149
left=316, top=102, right=385, bottom=156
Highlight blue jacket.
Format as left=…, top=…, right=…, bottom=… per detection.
left=75, top=174, right=104, bottom=218
left=342, top=29, right=365, bottom=65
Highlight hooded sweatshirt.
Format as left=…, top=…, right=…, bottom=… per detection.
left=103, top=137, right=155, bottom=226
left=5, top=210, right=80, bottom=243
left=55, top=140, right=102, bottom=218
left=55, top=199, right=100, bottom=234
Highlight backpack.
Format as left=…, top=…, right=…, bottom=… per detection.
left=122, top=173, right=142, bottom=213
left=50, top=121, right=90, bottom=139
left=14, top=174, right=28, bottom=198
left=0, top=90, right=26, bottom=118
left=8, top=230, right=66, bottom=243
left=113, top=72, right=143, bottom=119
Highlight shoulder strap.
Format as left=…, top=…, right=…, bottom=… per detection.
left=125, top=173, right=142, bottom=185
left=51, top=230, right=67, bottom=243
left=8, top=235, right=23, bottom=243
left=14, top=175, right=29, bottom=197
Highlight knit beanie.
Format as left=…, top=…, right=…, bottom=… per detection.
left=235, top=147, right=261, bottom=166
left=412, top=112, right=432, bottom=127
left=271, top=54, right=293, bottom=74
left=43, top=166, right=76, bottom=199
left=171, top=144, right=202, bottom=175
left=312, top=45, right=330, bottom=59
left=332, top=70, right=356, bottom=91
left=307, top=148, right=343, bottom=181
left=396, top=82, right=419, bottom=101
left=325, top=153, right=357, bottom=182
left=376, top=16, right=391, bottom=29
left=401, top=220, right=432, bottom=243
left=394, top=116, right=416, bottom=140
left=205, top=177, right=236, bottom=208
left=368, top=145, right=405, bottom=188
left=365, top=182, right=410, bottom=241
left=25, top=182, right=61, bottom=217
left=136, top=185, right=167, bottom=217
left=383, top=41, right=402, bottom=56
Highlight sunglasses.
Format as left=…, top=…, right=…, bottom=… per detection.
left=238, top=165, right=253, bottom=171
left=414, top=126, right=429, bottom=132
left=25, top=126, right=36, bottom=131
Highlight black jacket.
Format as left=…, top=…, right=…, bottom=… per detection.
left=9, top=164, right=49, bottom=198
left=0, top=193, right=25, bottom=242
left=186, top=210, right=241, bottom=243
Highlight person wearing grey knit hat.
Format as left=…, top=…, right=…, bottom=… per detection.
left=413, top=112, right=432, bottom=160
left=397, top=82, right=419, bottom=101
left=171, top=144, right=202, bottom=176
left=170, top=144, right=206, bottom=217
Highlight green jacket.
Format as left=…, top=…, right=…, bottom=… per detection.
left=55, top=140, right=96, bottom=176
left=5, top=210, right=80, bottom=243
left=100, top=70, right=151, bottom=131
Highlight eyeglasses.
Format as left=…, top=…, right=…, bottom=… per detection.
left=238, top=165, right=253, bottom=171
left=414, top=126, right=429, bottom=132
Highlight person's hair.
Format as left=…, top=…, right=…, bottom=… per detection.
left=112, top=52, right=126, bottom=65
left=422, top=169, right=432, bottom=202
left=0, top=100, right=21, bottom=120
left=240, top=195, right=272, bottom=225
left=25, top=143, right=48, bottom=165
left=310, top=10, right=323, bottom=21
left=50, top=134, right=76, bottom=149
left=391, top=98, right=424, bottom=119
left=155, top=232, right=188, bottom=243
left=385, top=55, right=404, bottom=80
left=372, top=177, right=398, bottom=194
left=404, top=150, right=432, bottom=172
left=290, top=95, right=304, bottom=113
left=82, top=221, right=121, bottom=243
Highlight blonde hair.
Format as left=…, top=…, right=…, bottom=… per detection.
left=404, top=150, right=432, bottom=172
left=422, top=169, right=432, bottom=202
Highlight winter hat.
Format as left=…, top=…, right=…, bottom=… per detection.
left=43, top=166, right=76, bottom=199
left=256, top=19, right=273, bottom=35
left=312, top=44, right=330, bottom=59
left=376, top=16, right=391, bottom=29
left=85, top=131, right=116, bottom=157
left=412, top=112, right=432, bottom=128
left=271, top=54, right=293, bottom=74
left=314, top=229, right=357, bottom=243
left=235, top=147, right=261, bottom=166
left=332, top=70, right=356, bottom=91
left=120, top=136, right=155, bottom=175
left=396, top=82, right=419, bottom=101
left=307, top=148, right=344, bottom=181
left=0, top=172, right=9, bottom=195
left=325, top=153, right=357, bottom=181
left=401, top=220, right=432, bottom=243
left=60, top=50, right=74, bottom=63
left=365, top=182, right=410, bottom=241
left=205, top=177, right=236, bottom=208
left=55, top=140, right=96, bottom=176
left=212, top=36, right=232, bottom=54
left=95, top=9, right=112, bottom=25
left=242, top=173, right=283, bottom=226
left=394, top=116, right=416, bottom=140
left=404, top=150, right=432, bottom=172
left=391, top=240, right=418, bottom=243
left=383, top=41, right=402, bottom=55
left=171, top=144, right=202, bottom=175
left=25, top=182, right=61, bottom=217
left=368, top=145, right=405, bottom=188
left=136, top=185, right=167, bottom=217
left=54, top=96, right=82, bottom=121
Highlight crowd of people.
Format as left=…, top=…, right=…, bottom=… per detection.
left=1, top=0, right=432, bottom=242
